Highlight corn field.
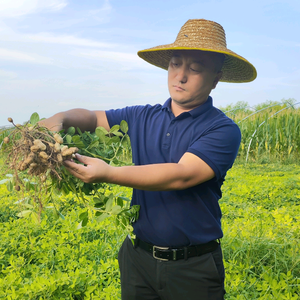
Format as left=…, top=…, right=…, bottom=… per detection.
left=221, top=99, right=300, bottom=163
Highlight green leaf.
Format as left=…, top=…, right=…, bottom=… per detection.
left=17, top=210, right=32, bottom=218
left=0, top=179, right=8, bottom=185
left=94, top=196, right=104, bottom=203
left=111, top=205, right=122, bottom=215
left=65, top=134, right=72, bottom=144
left=111, top=136, right=121, bottom=144
left=94, top=196, right=105, bottom=208
left=6, top=180, right=13, bottom=192
left=24, top=204, right=34, bottom=209
left=114, top=132, right=123, bottom=137
left=121, top=137, right=128, bottom=148
left=31, top=212, right=40, bottom=224
left=25, top=181, right=31, bottom=191
left=110, top=124, right=120, bottom=132
left=96, top=213, right=109, bottom=223
left=82, top=217, right=88, bottom=227
left=105, top=139, right=113, bottom=146
left=61, top=183, right=70, bottom=195
left=67, top=127, right=76, bottom=136
left=14, top=198, right=27, bottom=204
left=96, top=126, right=108, bottom=135
left=53, top=210, right=59, bottom=220
left=58, top=211, right=65, bottom=220
left=121, top=216, right=129, bottom=227
left=85, top=131, right=94, bottom=140
left=95, top=127, right=107, bottom=143
left=131, top=205, right=140, bottom=214
left=88, top=140, right=99, bottom=149
left=30, top=112, right=40, bottom=125
left=76, top=221, right=83, bottom=230
left=79, top=211, right=88, bottom=221
left=118, top=196, right=131, bottom=202
left=94, top=202, right=104, bottom=209
left=117, top=197, right=124, bottom=208
left=105, top=194, right=114, bottom=212
left=120, top=120, right=128, bottom=133
left=77, top=127, right=83, bottom=135
left=72, top=136, right=85, bottom=148
left=66, top=179, right=77, bottom=193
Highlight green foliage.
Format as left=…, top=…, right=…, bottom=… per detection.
left=219, top=99, right=300, bottom=163
left=0, top=164, right=299, bottom=299
left=219, top=101, right=253, bottom=115
left=1, top=105, right=300, bottom=299
left=221, top=164, right=300, bottom=299
left=1, top=112, right=138, bottom=236
left=29, top=112, right=40, bottom=125
left=219, top=98, right=296, bottom=114
left=0, top=182, right=133, bottom=299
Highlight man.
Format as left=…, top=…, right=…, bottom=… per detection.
left=42, top=19, right=256, bottom=300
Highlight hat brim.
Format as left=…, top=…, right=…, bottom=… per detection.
left=138, top=46, right=257, bottom=83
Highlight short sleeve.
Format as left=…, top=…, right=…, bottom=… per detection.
left=187, top=122, right=241, bottom=180
left=106, top=106, right=146, bottom=136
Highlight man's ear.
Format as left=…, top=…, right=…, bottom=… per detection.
left=212, top=71, right=223, bottom=89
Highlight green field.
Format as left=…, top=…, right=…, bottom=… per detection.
left=0, top=164, right=299, bottom=299
left=0, top=100, right=299, bottom=299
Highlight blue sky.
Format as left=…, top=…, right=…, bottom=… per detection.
left=0, top=0, right=299, bottom=126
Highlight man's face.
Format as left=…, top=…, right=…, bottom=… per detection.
left=168, top=50, right=223, bottom=111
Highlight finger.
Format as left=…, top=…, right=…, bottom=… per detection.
left=64, top=163, right=88, bottom=182
left=64, top=160, right=84, bottom=174
left=74, top=153, right=93, bottom=165
left=63, top=159, right=75, bottom=168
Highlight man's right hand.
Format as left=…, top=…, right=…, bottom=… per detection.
left=38, top=109, right=110, bottom=133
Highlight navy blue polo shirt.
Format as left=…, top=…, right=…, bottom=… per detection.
left=106, top=96, right=241, bottom=247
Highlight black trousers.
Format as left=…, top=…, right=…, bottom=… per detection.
left=118, top=236, right=225, bottom=300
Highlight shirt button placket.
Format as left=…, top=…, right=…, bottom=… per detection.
left=163, top=120, right=174, bottom=149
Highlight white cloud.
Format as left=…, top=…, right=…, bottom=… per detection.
left=0, top=47, right=52, bottom=64
left=0, top=0, right=67, bottom=18
left=0, top=69, right=17, bottom=79
left=25, top=33, right=116, bottom=48
left=43, top=0, right=67, bottom=11
left=74, top=50, right=153, bottom=70
left=0, top=48, right=35, bottom=62
left=87, top=0, right=112, bottom=21
left=78, top=50, right=139, bottom=62
left=0, top=22, right=116, bottom=49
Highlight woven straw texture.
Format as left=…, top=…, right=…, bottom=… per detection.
left=138, top=19, right=257, bottom=83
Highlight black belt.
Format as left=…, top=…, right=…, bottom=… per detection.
left=134, top=237, right=220, bottom=261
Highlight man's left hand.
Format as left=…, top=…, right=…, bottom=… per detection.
left=64, top=154, right=111, bottom=183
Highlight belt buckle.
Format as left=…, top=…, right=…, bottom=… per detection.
left=153, top=245, right=169, bottom=261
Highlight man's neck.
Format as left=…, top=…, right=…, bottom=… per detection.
left=170, top=98, right=208, bottom=117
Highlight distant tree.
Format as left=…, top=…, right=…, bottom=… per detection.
left=219, top=98, right=299, bottom=115
left=253, top=98, right=297, bottom=111
left=218, top=101, right=254, bottom=115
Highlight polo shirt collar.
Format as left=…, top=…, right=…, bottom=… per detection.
left=162, top=96, right=213, bottom=118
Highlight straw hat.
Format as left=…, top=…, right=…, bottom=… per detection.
left=138, top=19, right=257, bottom=83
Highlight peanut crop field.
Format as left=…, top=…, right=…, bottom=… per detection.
left=0, top=99, right=299, bottom=299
